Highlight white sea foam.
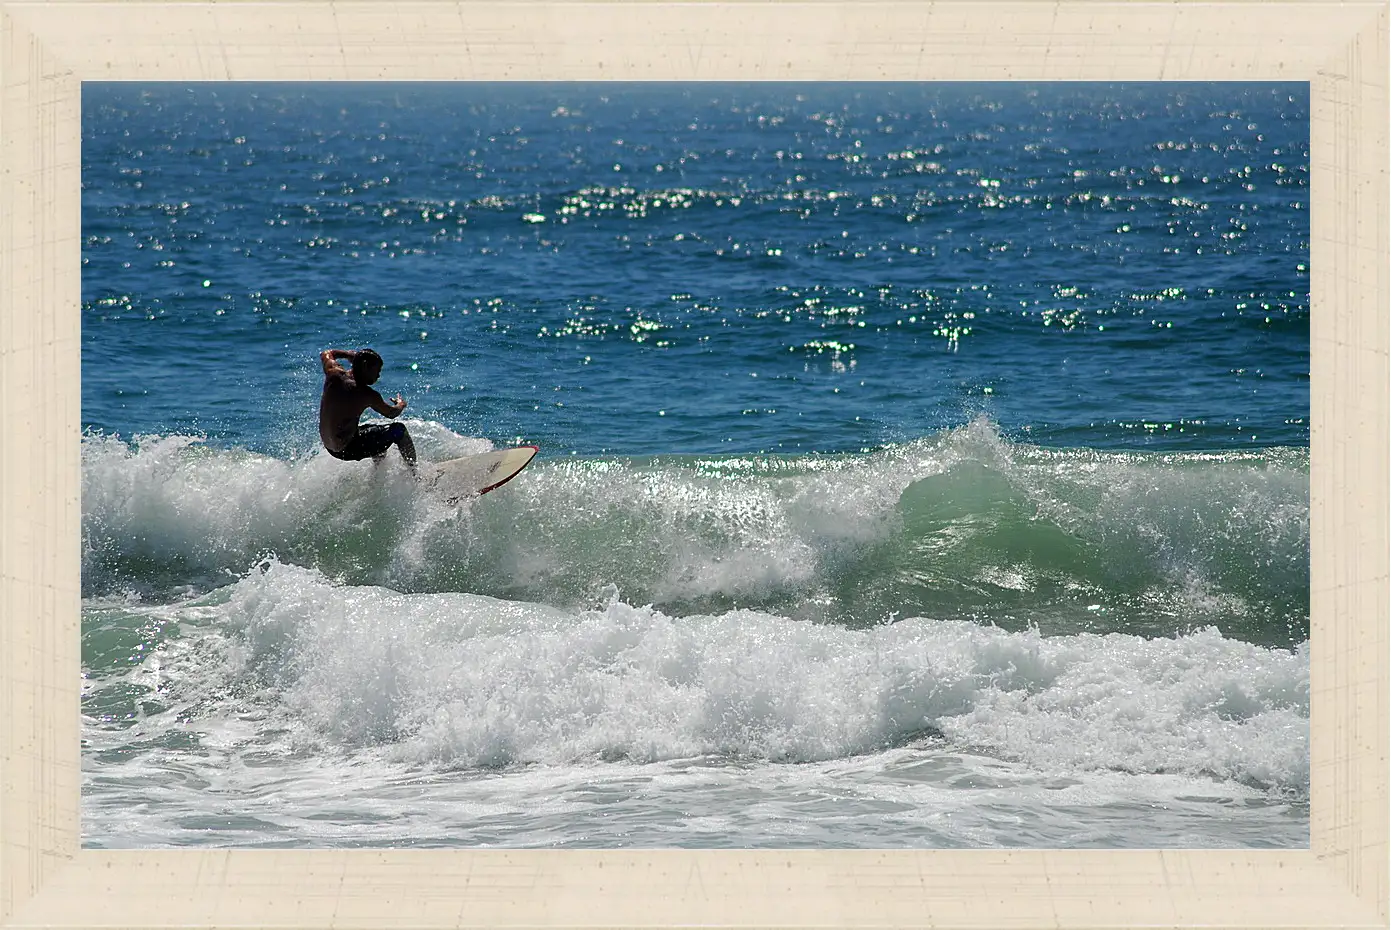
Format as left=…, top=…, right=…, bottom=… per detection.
left=116, top=559, right=1307, bottom=797
left=80, top=420, right=1309, bottom=643
left=80, top=425, right=491, bottom=588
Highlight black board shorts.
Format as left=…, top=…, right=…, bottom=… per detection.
left=328, top=422, right=406, bottom=461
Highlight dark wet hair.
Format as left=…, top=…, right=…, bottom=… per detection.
left=354, top=348, right=384, bottom=383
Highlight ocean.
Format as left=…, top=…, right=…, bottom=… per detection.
left=81, top=82, right=1310, bottom=848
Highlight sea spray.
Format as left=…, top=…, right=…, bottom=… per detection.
left=82, top=419, right=1309, bottom=646
left=84, top=559, right=1309, bottom=797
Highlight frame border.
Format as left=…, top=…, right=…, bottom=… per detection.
left=1, top=2, right=1385, bottom=927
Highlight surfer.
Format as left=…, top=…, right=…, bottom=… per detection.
left=318, top=347, right=418, bottom=472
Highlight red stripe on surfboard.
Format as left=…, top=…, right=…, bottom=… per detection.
left=478, top=445, right=539, bottom=495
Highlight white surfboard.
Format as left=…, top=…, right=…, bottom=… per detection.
left=425, top=445, right=538, bottom=503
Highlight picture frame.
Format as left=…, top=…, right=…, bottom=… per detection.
left=2, top=2, right=1385, bottom=926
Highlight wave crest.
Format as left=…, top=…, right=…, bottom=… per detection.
left=81, top=418, right=1309, bottom=645
left=86, top=559, right=1309, bottom=796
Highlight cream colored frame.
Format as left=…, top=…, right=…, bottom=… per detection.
left=1, top=2, right=1385, bottom=927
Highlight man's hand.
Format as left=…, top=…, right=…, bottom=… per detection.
left=321, top=348, right=356, bottom=374
left=392, top=394, right=407, bottom=413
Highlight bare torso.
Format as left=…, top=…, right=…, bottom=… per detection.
left=319, top=367, right=384, bottom=453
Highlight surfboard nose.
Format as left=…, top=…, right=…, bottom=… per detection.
left=427, top=445, right=538, bottom=500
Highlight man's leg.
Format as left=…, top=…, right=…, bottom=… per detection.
left=341, top=424, right=406, bottom=466
left=387, top=422, right=417, bottom=471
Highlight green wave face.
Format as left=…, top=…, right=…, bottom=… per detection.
left=857, top=444, right=1308, bottom=645
left=81, top=420, right=1308, bottom=647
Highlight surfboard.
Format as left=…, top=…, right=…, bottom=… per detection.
left=425, top=445, right=538, bottom=503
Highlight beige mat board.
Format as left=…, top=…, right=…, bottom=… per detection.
left=1, top=1, right=1386, bottom=927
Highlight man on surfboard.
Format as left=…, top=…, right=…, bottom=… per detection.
left=318, top=347, right=417, bottom=472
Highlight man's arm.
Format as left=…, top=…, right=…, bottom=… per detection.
left=320, top=348, right=355, bottom=374
left=367, top=389, right=408, bottom=418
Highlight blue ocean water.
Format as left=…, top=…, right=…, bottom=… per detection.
left=83, top=81, right=1307, bottom=455
left=80, top=83, right=1310, bottom=849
